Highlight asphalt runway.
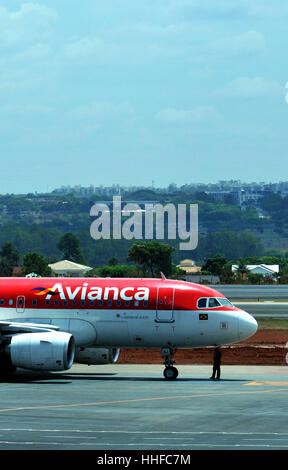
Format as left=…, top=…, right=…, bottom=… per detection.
left=234, top=301, right=288, bottom=318
left=207, top=285, right=288, bottom=318
left=212, top=284, right=288, bottom=301
left=1, top=364, right=288, bottom=451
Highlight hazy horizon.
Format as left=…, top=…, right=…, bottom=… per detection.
left=1, top=178, right=288, bottom=197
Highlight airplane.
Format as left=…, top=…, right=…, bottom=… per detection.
left=0, top=275, right=258, bottom=380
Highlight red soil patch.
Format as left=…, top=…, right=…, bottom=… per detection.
left=118, top=329, right=288, bottom=366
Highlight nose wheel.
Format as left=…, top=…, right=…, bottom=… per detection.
left=163, top=366, right=178, bottom=380
left=162, top=347, right=179, bottom=380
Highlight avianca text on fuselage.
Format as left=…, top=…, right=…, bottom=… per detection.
left=32, top=283, right=150, bottom=302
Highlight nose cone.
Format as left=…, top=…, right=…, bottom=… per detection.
left=238, top=310, right=258, bottom=341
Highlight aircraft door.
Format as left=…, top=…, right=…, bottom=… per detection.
left=156, top=287, right=175, bottom=322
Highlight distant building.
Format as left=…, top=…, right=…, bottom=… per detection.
left=48, top=260, right=93, bottom=277
left=232, top=264, right=279, bottom=279
left=177, top=259, right=220, bottom=284
left=177, top=259, right=202, bottom=275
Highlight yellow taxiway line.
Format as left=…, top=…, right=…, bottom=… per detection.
left=1, top=386, right=288, bottom=413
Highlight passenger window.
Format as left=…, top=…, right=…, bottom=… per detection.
left=197, top=298, right=207, bottom=308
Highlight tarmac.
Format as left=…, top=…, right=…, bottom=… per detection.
left=0, top=363, right=288, bottom=451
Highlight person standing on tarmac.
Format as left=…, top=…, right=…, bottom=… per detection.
left=210, top=346, right=222, bottom=380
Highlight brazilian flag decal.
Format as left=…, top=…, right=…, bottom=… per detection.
left=199, top=313, right=208, bottom=320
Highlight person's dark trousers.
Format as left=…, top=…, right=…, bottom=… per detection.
left=211, top=364, right=220, bottom=379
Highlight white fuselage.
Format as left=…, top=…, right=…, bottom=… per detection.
left=2, top=305, right=256, bottom=349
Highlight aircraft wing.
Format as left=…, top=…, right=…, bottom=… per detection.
left=0, top=321, right=60, bottom=334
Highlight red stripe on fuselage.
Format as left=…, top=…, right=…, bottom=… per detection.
left=0, top=277, right=239, bottom=311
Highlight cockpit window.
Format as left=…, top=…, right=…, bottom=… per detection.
left=197, top=298, right=207, bottom=308
left=217, top=297, right=233, bottom=307
left=197, top=297, right=228, bottom=309
left=208, top=298, right=221, bottom=308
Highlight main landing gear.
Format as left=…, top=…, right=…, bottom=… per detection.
left=162, top=347, right=178, bottom=380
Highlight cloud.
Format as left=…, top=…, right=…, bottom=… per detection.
left=217, top=77, right=283, bottom=98
left=0, top=103, right=53, bottom=116
left=60, top=32, right=186, bottom=65
left=0, top=43, right=52, bottom=67
left=154, top=106, right=221, bottom=125
left=61, top=36, right=104, bottom=60
left=168, top=0, right=288, bottom=21
left=168, top=0, right=251, bottom=21
left=60, top=35, right=143, bottom=65
left=70, top=101, right=135, bottom=120
left=202, top=30, right=265, bottom=59
left=0, top=3, right=58, bottom=45
left=0, top=4, right=58, bottom=97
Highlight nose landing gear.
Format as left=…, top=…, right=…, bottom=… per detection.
left=162, top=347, right=178, bottom=380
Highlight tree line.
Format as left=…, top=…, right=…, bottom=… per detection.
left=1, top=236, right=288, bottom=284
left=0, top=233, right=85, bottom=277
left=1, top=190, right=288, bottom=267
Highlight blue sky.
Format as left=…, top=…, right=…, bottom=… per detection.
left=1, top=0, right=287, bottom=194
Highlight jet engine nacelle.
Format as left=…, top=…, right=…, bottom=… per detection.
left=75, top=347, right=120, bottom=365
left=8, top=331, right=75, bottom=371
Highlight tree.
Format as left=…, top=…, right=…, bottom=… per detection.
left=202, top=254, right=227, bottom=275
left=127, top=241, right=175, bottom=277
left=246, top=273, right=264, bottom=285
left=0, top=259, right=14, bottom=277
left=108, top=257, right=119, bottom=266
left=22, top=253, right=52, bottom=277
left=88, top=263, right=141, bottom=278
left=219, top=264, right=236, bottom=284
left=201, top=231, right=263, bottom=260
left=0, top=242, right=20, bottom=267
left=171, top=264, right=186, bottom=280
left=0, top=242, right=20, bottom=276
left=235, top=259, right=249, bottom=281
left=57, top=233, right=85, bottom=264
